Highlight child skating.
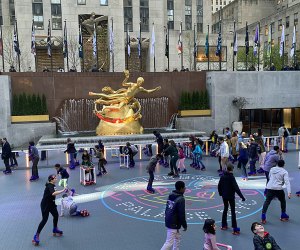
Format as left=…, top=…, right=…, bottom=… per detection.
left=82, top=150, right=95, bottom=185
left=32, top=175, right=66, bottom=246
left=60, top=190, right=90, bottom=217
left=177, top=145, right=187, bottom=173
left=55, top=163, right=70, bottom=188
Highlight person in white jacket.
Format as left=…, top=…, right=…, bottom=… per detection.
left=218, top=137, right=229, bottom=173
left=261, top=160, right=291, bottom=224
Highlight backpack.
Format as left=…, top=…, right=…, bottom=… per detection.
left=283, top=129, right=289, bottom=138
left=165, top=196, right=184, bottom=219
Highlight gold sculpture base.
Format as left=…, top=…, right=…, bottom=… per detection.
left=96, top=120, right=144, bottom=135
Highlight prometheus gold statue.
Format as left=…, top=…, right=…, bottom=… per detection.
left=89, top=70, right=161, bottom=135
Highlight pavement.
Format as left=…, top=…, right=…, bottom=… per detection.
left=0, top=149, right=299, bottom=250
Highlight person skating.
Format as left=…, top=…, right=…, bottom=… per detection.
left=29, top=141, right=40, bottom=181
left=161, top=181, right=187, bottom=250
left=146, top=154, right=162, bottom=193
left=32, top=175, right=66, bottom=246
left=261, top=160, right=291, bottom=224
left=55, top=163, right=70, bottom=188
left=64, top=138, right=77, bottom=169
left=193, top=138, right=206, bottom=170
left=164, top=140, right=179, bottom=178
left=94, top=145, right=107, bottom=176
left=218, top=164, right=246, bottom=235
left=251, top=222, right=281, bottom=250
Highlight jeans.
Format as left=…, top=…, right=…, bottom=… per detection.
left=69, top=153, right=75, bottom=166
left=262, top=189, right=286, bottom=214
left=222, top=198, right=237, bottom=228
left=284, top=137, right=289, bottom=151
left=249, top=158, right=257, bottom=172
left=3, top=158, right=11, bottom=172
left=32, top=157, right=40, bottom=177
left=161, top=228, right=181, bottom=250
left=241, top=162, right=248, bottom=177
left=170, top=157, right=179, bottom=174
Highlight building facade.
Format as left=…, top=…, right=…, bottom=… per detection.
left=0, top=0, right=212, bottom=73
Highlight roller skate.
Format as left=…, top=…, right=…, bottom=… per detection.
left=53, top=227, right=63, bottom=236
left=257, top=168, right=265, bottom=174
left=32, top=233, right=39, bottom=246
left=181, top=169, right=187, bottom=174
left=280, top=213, right=289, bottom=222
left=261, top=213, right=266, bottom=224
left=146, top=186, right=155, bottom=194
left=29, top=175, right=39, bottom=182
left=96, top=171, right=102, bottom=177
left=102, top=170, right=107, bottom=175
left=220, top=225, right=228, bottom=230
left=296, top=191, right=300, bottom=197
left=200, top=167, right=206, bottom=171
left=173, top=173, right=179, bottom=178
left=248, top=171, right=257, bottom=176
left=3, top=170, right=12, bottom=174
left=232, top=227, right=240, bottom=235
left=167, top=171, right=174, bottom=176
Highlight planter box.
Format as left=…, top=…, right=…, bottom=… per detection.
left=178, top=109, right=211, bottom=117
left=11, top=115, right=50, bottom=123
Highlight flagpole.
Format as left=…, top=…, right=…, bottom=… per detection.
left=64, top=20, right=69, bottom=72
left=218, top=12, right=222, bottom=71
left=152, top=22, right=156, bottom=72
left=233, top=20, right=235, bottom=71
left=32, top=19, right=37, bottom=72
left=126, top=23, right=129, bottom=70
left=180, top=21, right=183, bottom=70
left=207, top=24, right=210, bottom=71
left=167, top=22, right=170, bottom=71
left=79, top=22, right=84, bottom=72
left=94, top=22, right=99, bottom=69
left=0, top=25, right=4, bottom=72
left=48, top=19, right=53, bottom=72
left=282, top=41, right=285, bottom=70
left=15, top=19, right=21, bottom=72
left=193, top=23, right=196, bottom=71
left=294, top=25, right=296, bottom=68
left=258, top=22, right=260, bottom=71
left=246, top=21, right=248, bottom=71
left=139, top=21, right=142, bottom=72
left=111, top=17, right=114, bottom=72
left=270, top=24, right=272, bottom=68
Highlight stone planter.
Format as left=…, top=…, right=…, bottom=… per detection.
left=11, top=115, right=50, bottom=123
left=178, top=110, right=211, bottom=117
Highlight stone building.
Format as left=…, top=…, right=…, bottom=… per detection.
left=0, top=0, right=213, bottom=73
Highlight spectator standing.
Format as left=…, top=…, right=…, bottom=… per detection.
left=29, top=141, right=40, bottom=181
left=1, top=138, right=12, bottom=174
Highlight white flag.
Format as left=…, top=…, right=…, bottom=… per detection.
left=127, top=28, right=130, bottom=56
left=233, top=32, right=238, bottom=55
left=93, top=23, right=97, bottom=58
left=109, top=26, right=114, bottom=54
left=150, top=25, right=155, bottom=56
left=290, top=25, right=296, bottom=58
left=279, top=24, right=285, bottom=57
left=177, top=23, right=182, bottom=54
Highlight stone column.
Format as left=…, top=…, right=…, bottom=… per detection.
left=0, top=76, right=11, bottom=138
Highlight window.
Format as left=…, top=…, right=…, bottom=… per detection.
left=294, top=13, right=298, bottom=25
left=224, top=1, right=226, bottom=4
left=286, top=16, right=289, bottom=28
left=197, top=0, right=203, bottom=32
left=77, top=0, right=86, bottom=4
left=51, top=0, right=62, bottom=30
left=216, top=0, right=218, bottom=4
left=9, top=0, right=15, bottom=25
left=265, top=25, right=268, bottom=36
left=100, top=0, right=108, bottom=5
left=32, top=0, right=44, bottom=29
left=124, top=0, right=133, bottom=31
left=285, top=34, right=289, bottom=46
left=0, top=0, right=2, bottom=25
left=278, top=19, right=282, bottom=31
left=185, top=0, right=192, bottom=30
left=167, top=0, right=174, bottom=29
left=271, top=22, right=275, bottom=33
left=140, top=0, right=149, bottom=32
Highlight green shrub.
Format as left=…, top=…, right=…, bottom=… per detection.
left=178, top=90, right=210, bottom=110
left=11, top=93, right=48, bottom=115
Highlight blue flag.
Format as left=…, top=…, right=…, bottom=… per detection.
left=245, top=22, right=249, bottom=55
left=215, top=29, right=222, bottom=56
left=205, top=34, right=209, bottom=57
left=78, top=24, right=83, bottom=58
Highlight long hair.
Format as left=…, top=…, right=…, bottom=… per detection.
left=203, top=219, right=216, bottom=235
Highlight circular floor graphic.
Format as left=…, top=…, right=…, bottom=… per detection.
left=100, top=174, right=264, bottom=224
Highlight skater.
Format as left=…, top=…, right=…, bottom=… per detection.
left=82, top=150, right=95, bottom=184
left=248, top=138, right=259, bottom=176
left=1, top=138, right=12, bottom=174
left=218, top=164, right=246, bottom=235
left=177, top=145, right=186, bottom=173
left=153, top=130, right=164, bottom=155
left=29, top=141, right=40, bottom=181
left=193, top=138, right=206, bottom=170
left=94, top=145, right=107, bottom=176
left=255, top=129, right=266, bottom=174
left=261, top=160, right=291, bottom=224
left=123, top=142, right=137, bottom=167
left=146, top=154, right=162, bottom=193
left=32, top=174, right=66, bottom=246
left=203, top=219, right=222, bottom=250
left=161, top=181, right=187, bottom=250
left=237, top=142, right=249, bottom=181
left=60, top=191, right=89, bottom=217
left=230, top=131, right=238, bottom=163
left=64, top=138, right=77, bottom=169
left=162, top=139, right=170, bottom=167
left=209, top=130, right=218, bottom=152
left=282, top=126, right=290, bottom=152
left=164, top=140, right=179, bottom=178
left=251, top=222, right=281, bottom=249
left=55, top=163, right=69, bottom=188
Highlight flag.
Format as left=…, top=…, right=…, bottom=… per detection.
left=63, top=21, right=68, bottom=58
left=31, top=21, right=36, bottom=56
left=267, top=24, right=272, bottom=57
left=0, top=25, right=3, bottom=56
left=193, top=37, right=197, bottom=58
left=177, top=22, right=182, bottom=54
left=14, top=21, right=21, bottom=56
left=127, top=26, right=130, bottom=57
left=205, top=34, right=209, bottom=57
left=93, top=22, right=97, bottom=58
left=165, top=26, right=169, bottom=58
left=216, top=28, right=222, bottom=56
left=290, top=25, right=296, bottom=58
left=253, top=24, right=259, bottom=56
left=109, top=26, right=114, bottom=55
left=233, top=31, right=238, bottom=56
left=150, top=25, right=155, bottom=56
left=137, top=23, right=141, bottom=58
left=47, top=20, right=51, bottom=57
left=245, top=22, right=249, bottom=55
left=78, top=24, right=83, bottom=58
left=279, top=24, right=285, bottom=57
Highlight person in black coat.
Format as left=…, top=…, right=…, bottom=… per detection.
left=1, top=138, right=12, bottom=174
left=218, top=164, right=245, bottom=235
left=64, top=138, right=77, bottom=169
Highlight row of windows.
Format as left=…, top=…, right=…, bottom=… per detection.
left=211, top=0, right=232, bottom=6
left=77, top=0, right=108, bottom=5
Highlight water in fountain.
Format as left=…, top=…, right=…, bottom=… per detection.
left=167, top=113, right=178, bottom=130
left=58, top=97, right=169, bottom=132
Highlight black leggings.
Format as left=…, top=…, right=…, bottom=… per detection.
left=37, top=205, right=59, bottom=234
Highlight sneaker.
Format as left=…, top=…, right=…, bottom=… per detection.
left=232, top=228, right=240, bottom=235
left=167, top=172, right=174, bottom=176
left=181, top=169, right=187, bottom=173
left=70, top=188, right=75, bottom=196
left=261, top=213, right=266, bottom=224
